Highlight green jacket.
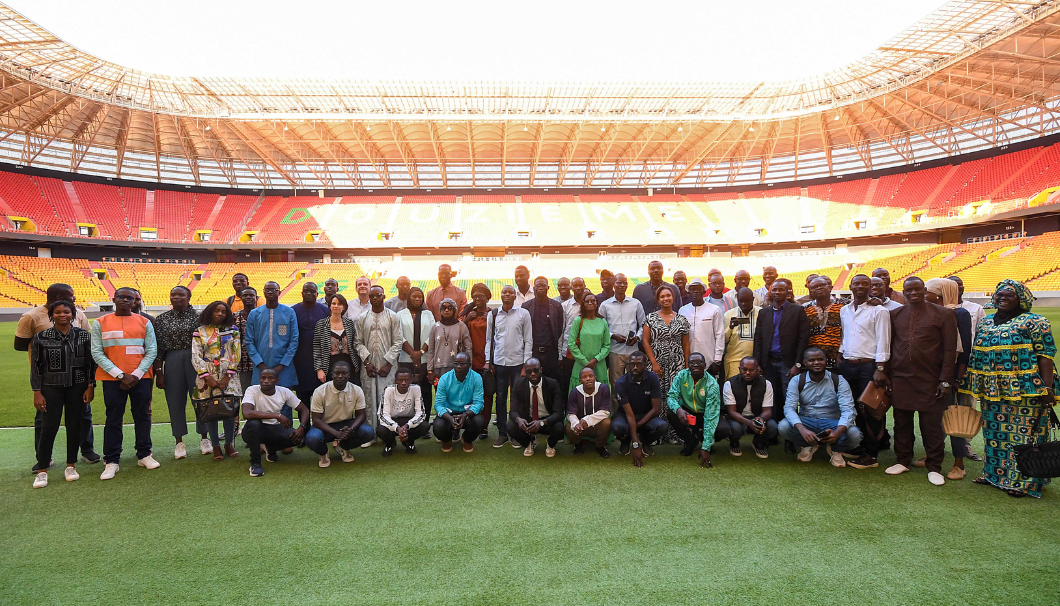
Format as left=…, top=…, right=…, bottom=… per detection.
left=666, top=368, right=721, bottom=450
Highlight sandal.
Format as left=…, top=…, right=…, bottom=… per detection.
left=224, top=443, right=239, bottom=458
left=212, top=446, right=224, bottom=461
left=973, top=477, right=990, bottom=486
left=1006, top=489, right=1026, bottom=498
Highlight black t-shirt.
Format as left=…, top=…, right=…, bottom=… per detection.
left=614, top=371, right=662, bottom=417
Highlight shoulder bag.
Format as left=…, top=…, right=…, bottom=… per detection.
left=1014, top=402, right=1060, bottom=479
left=193, top=385, right=241, bottom=423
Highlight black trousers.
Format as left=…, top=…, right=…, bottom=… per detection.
left=242, top=419, right=299, bottom=465
left=37, top=384, right=88, bottom=467
left=35, top=401, right=93, bottom=455
left=559, top=357, right=575, bottom=395
left=376, top=416, right=429, bottom=448
left=838, top=359, right=890, bottom=457
left=102, top=380, right=153, bottom=464
left=398, top=362, right=433, bottom=422
left=667, top=409, right=731, bottom=448
left=433, top=413, right=485, bottom=444
left=506, top=418, right=565, bottom=448
left=532, top=345, right=561, bottom=385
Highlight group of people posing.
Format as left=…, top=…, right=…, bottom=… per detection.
left=20, top=261, right=1057, bottom=498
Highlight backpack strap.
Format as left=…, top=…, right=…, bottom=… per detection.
left=798, top=370, right=807, bottom=393
left=830, top=370, right=839, bottom=393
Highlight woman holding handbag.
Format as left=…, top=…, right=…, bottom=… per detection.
left=961, top=279, right=1057, bottom=498
left=191, top=301, right=242, bottom=461
left=313, top=293, right=361, bottom=383
left=567, top=293, right=611, bottom=392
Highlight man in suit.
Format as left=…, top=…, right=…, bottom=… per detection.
left=507, top=358, right=566, bottom=458
left=752, top=278, right=809, bottom=427
left=521, top=276, right=565, bottom=385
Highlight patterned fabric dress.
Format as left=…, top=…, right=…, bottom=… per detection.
left=960, top=280, right=1058, bottom=498
left=190, top=325, right=243, bottom=399
left=646, top=312, right=691, bottom=397
left=802, top=300, right=843, bottom=370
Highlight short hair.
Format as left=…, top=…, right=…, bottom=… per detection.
left=46, top=299, right=76, bottom=320
left=534, top=275, right=549, bottom=285
left=850, top=273, right=870, bottom=283
left=241, top=286, right=257, bottom=295
left=171, top=285, right=192, bottom=297
left=232, top=272, right=248, bottom=281
left=330, top=293, right=349, bottom=314
left=688, top=352, right=706, bottom=363
left=394, top=367, right=412, bottom=378
left=803, top=347, right=826, bottom=362
left=739, top=356, right=758, bottom=367
left=45, top=283, right=74, bottom=300
left=904, top=276, right=924, bottom=287
left=199, top=301, right=234, bottom=327
left=629, top=350, right=646, bottom=362
left=331, top=360, right=352, bottom=374
left=515, top=265, right=530, bottom=274
left=115, top=286, right=137, bottom=296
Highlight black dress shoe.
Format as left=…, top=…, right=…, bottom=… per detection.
left=596, top=446, right=611, bottom=459
left=783, top=440, right=796, bottom=454
left=679, top=443, right=696, bottom=457
left=572, top=442, right=585, bottom=455
left=81, top=451, right=101, bottom=464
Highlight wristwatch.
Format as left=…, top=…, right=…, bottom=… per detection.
left=876, top=364, right=885, bottom=372
left=795, top=363, right=803, bottom=369
left=940, top=382, right=951, bottom=388
left=631, top=442, right=641, bottom=449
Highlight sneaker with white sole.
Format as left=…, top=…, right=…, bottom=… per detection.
left=928, top=471, right=946, bottom=486
left=830, top=450, right=847, bottom=468
left=100, top=462, right=119, bottom=480
left=545, top=446, right=556, bottom=458
left=753, top=443, right=769, bottom=459
left=32, top=471, right=47, bottom=488
left=137, top=455, right=160, bottom=470
left=523, top=442, right=535, bottom=457
left=249, top=463, right=264, bottom=477
left=174, top=442, right=187, bottom=459
left=318, top=454, right=331, bottom=468
left=885, top=463, right=910, bottom=475
left=729, top=442, right=742, bottom=457
left=200, top=438, right=212, bottom=455
left=797, top=445, right=818, bottom=463
left=360, top=441, right=373, bottom=449
left=64, top=466, right=79, bottom=482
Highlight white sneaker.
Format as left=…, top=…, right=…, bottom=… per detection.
left=545, top=446, right=556, bottom=458
left=797, top=445, right=818, bottom=463
left=200, top=438, right=212, bottom=455
left=885, top=463, right=910, bottom=475
left=100, top=463, right=119, bottom=480
left=174, top=442, right=187, bottom=459
left=65, top=466, right=79, bottom=482
left=360, top=441, right=373, bottom=449
left=830, top=450, right=846, bottom=468
left=318, top=454, right=331, bottom=468
left=32, top=471, right=47, bottom=488
left=928, top=471, right=946, bottom=486
left=523, top=442, right=535, bottom=457
left=137, top=455, right=160, bottom=470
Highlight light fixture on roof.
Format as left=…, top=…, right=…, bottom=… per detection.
left=366, top=124, right=371, bottom=131
left=524, top=125, right=528, bottom=131
left=748, top=126, right=754, bottom=132
left=601, top=125, right=606, bottom=131
left=834, top=115, right=840, bottom=120
left=677, top=126, right=683, bottom=132
left=446, top=125, right=451, bottom=131
left=283, top=125, right=288, bottom=131
left=205, top=125, right=210, bottom=131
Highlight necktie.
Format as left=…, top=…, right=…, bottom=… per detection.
left=531, top=385, right=539, bottom=421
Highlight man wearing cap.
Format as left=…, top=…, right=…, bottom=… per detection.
left=679, top=278, right=726, bottom=378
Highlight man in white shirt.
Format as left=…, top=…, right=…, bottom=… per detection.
left=599, top=273, right=646, bottom=404
left=377, top=367, right=428, bottom=456
left=678, top=278, right=726, bottom=378
left=722, top=357, right=777, bottom=458
left=485, top=285, right=534, bottom=448
left=344, top=276, right=372, bottom=322
left=837, top=274, right=892, bottom=471
left=870, top=277, right=903, bottom=311
left=949, top=275, right=985, bottom=337
left=304, top=361, right=374, bottom=467
left=513, top=265, right=533, bottom=307
left=241, top=368, right=310, bottom=477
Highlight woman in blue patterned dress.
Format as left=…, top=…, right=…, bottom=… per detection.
left=960, top=279, right=1057, bottom=498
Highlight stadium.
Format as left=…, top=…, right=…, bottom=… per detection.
left=2, top=1, right=1060, bottom=603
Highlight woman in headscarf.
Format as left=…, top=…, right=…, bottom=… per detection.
left=961, top=279, right=1057, bottom=498
left=397, top=286, right=436, bottom=418
left=922, top=278, right=975, bottom=480
left=427, top=297, right=472, bottom=385
left=461, top=283, right=495, bottom=439
left=567, top=293, right=611, bottom=392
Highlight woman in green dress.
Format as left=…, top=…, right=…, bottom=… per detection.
left=960, top=279, right=1057, bottom=498
left=568, top=293, right=611, bottom=392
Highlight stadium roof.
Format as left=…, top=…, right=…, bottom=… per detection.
left=0, top=0, right=1059, bottom=188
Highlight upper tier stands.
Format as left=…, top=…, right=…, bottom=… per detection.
left=3, top=141, right=1060, bottom=245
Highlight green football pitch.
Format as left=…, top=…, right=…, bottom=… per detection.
left=1, top=316, right=1058, bottom=604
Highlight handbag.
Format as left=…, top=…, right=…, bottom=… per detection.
left=858, top=381, right=891, bottom=421
left=1013, top=403, right=1060, bottom=479
left=192, top=386, right=241, bottom=423
left=565, top=317, right=583, bottom=361
left=942, top=392, right=983, bottom=439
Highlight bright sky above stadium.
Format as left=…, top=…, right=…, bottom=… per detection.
left=11, top=0, right=941, bottom=82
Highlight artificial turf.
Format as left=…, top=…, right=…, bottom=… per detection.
left=1, top=318, right=1059, bottom=604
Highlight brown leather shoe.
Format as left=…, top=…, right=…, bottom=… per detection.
left=912, top=458, right=926, bottom=468
left=462, top=441, right=475, bottom=452
left=947, top=465, right=966, bottom=480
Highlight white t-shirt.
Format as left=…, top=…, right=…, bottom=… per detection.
left=241, top=385, right=302, bottom=425
left=722, top=379, right=774, bottom=417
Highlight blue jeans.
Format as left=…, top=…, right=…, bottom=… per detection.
left=778, top=417, right=862, bottom=452
left=728, top=417, right=779, bottom=445
left=611, top=415, right=669, bottom=445
left=304, top=421, right=376, bottom=455
left=102, top=379, right=154, bottom=464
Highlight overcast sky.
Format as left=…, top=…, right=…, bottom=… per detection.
left=11, top=0, right=942, bottom=82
